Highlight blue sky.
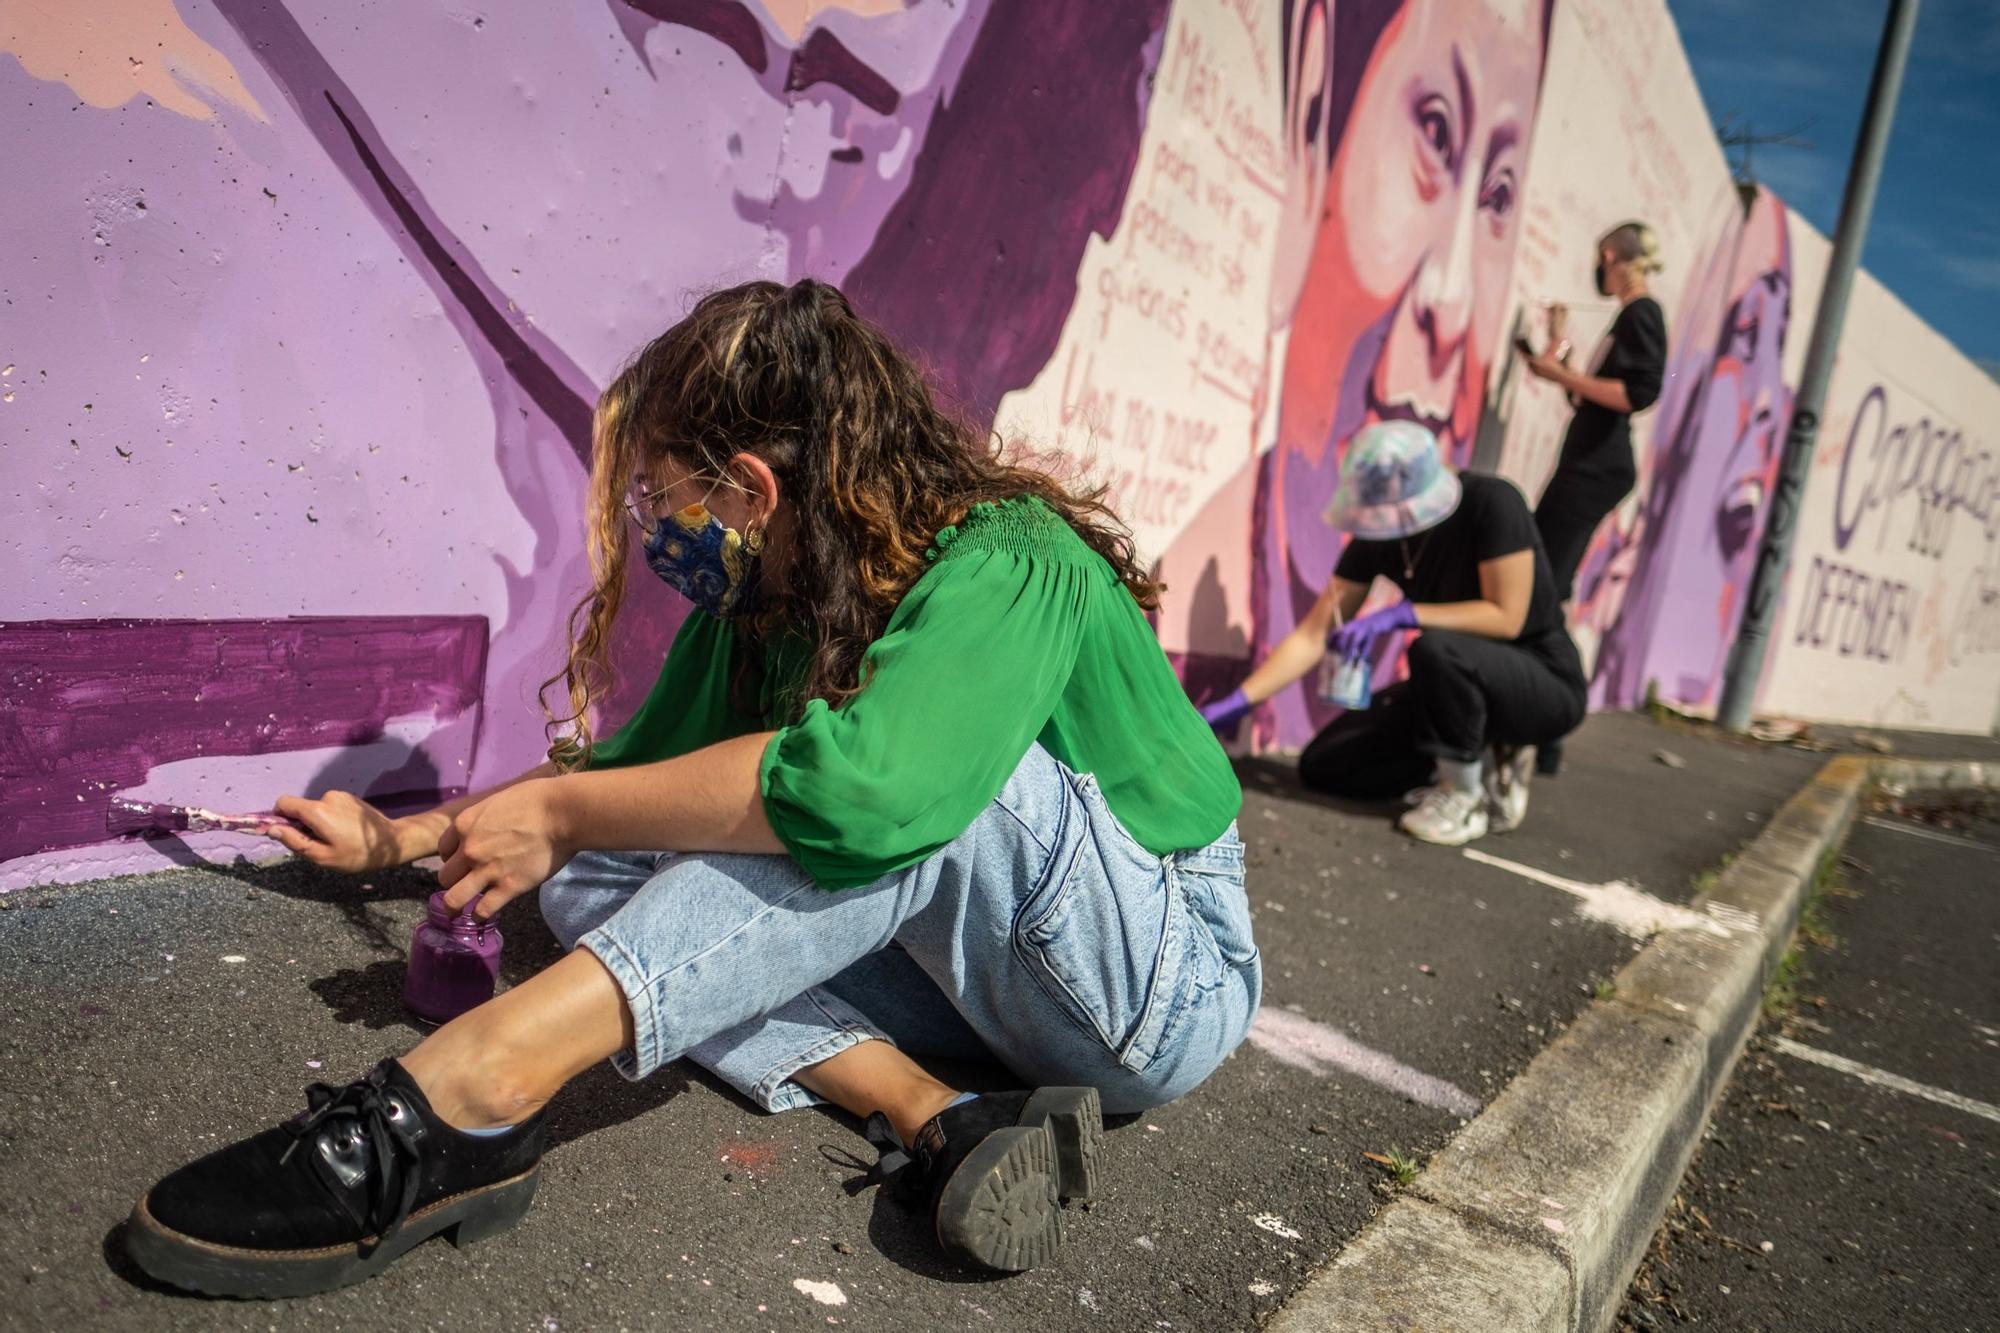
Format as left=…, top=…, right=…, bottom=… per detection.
left=1668, top=0, right=2000, bottom=372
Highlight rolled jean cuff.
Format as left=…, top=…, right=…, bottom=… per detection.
left=578, top=926, right=668, bottom=1080
left=578, top=926, right=894, bottom=1109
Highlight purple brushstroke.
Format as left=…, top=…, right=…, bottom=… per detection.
left=615, top=0, right=770, bottom=75
left=787, top=27, right=901, bottom=115
left=212, top=0, right=684, bottom=758
left=842, top=0, right=1170, bottom=423
left=0, top=617, right=487, bottom=863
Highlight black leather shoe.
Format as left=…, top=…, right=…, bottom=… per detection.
left=126, top=1059, right=545, bottom=1298
left=864, top=1087, right=1103, bottom=1272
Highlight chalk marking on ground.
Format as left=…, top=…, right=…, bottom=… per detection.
left=1770, top=1036, right=2000, bottom=1125
left=1860, top=815, right=1998, bottom=855
left=1247, top=1007, right=1481, bottom=1118
left=1461, top=848, right=1736, bottom=939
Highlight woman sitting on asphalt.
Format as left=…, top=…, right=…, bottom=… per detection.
left=1200, top=421, right=1585, bottom=846
left=125, top=278, right=1259, bottom=1297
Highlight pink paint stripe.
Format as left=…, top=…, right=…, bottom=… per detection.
left=1247, top=1007, right=1482, bottom=1119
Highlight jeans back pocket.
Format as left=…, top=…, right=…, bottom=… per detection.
left=1013, top=773, right=1186, bottom=1074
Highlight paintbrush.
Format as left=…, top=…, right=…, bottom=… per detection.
left=105, top=797, right=287, bottom=839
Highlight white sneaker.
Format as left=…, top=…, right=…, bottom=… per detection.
left=1399, top=783, right=1489, bottom=845
left=1485, top=745, right=1535, bottom=834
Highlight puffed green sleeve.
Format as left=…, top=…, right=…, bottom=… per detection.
left=759, top=546, right=1093, bottom=889
left=584, top=610, right=759, bottom=770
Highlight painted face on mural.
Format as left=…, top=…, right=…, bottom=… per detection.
left=1254, top=0, right=1549, bottom=724
left=1599, top=195, right=1792, bottom=709
left=1342, top=0, right=1543, bottom=458
left=1270, top=0, right=1335, bottom=329
left=635, top=0, right=991, bottom=282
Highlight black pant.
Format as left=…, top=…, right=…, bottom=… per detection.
left=1536, top=452, right=1635, bottom=602
left=1298, top=631, right=1586, bottom=798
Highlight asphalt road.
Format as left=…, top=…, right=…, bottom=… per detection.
left=0, top=712, right=1916, bottom=1332
left=1619, top=790, right=2000, bottom=1332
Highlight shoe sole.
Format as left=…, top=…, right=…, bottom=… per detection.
left=124, top=1165, right=539, bottom=1299
left=1019, top=1085, right=1104, bottom=1202
left=934, top=1124, right=1063, bottom=1272
left=1400, top=812, right=1491, bottom=845
left=1485, top=747, right=1532, bottom=835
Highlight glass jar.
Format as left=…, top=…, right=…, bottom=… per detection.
left=1319, top=650, right=1374, bottom=711
left=403, top=890, right=502, bottom=1024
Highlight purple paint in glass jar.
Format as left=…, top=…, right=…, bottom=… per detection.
left=403, top=890, right=502, bottom=1024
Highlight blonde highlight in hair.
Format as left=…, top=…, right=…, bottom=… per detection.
left=540, top=278, right=1160, bottom=770
left=538, top=377, right=640, bottom=770
left=1602, top=220, right=1665, bottom=276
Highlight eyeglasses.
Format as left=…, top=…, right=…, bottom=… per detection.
left=623, top=470, right=751, bottom=533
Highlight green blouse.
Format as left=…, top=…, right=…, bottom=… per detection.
left=585, top=496, right=1241, bottom=889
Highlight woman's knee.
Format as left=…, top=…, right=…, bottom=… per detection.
left=537, top=851, right=648, bottom=950
left=1406, top=628, right=1468, bottom=676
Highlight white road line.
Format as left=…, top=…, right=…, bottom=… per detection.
left=1461, top=848, right=1740, bottom=939
left=1769, top=1036, right=2000, bottom=1125
left=1859, top=815, right=1998, bottom=855
left=1247, top=1007, right=1482, bottom=1119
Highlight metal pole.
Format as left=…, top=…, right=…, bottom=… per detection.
left=1715, top=0, right=1922, bottom=733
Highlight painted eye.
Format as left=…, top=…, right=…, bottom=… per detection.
left=1480, top=168, right=1517, bottom=219
left=1415, top=95, right=1454, bottom=165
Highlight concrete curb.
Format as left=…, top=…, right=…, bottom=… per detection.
left=1266, top=755, right=1996, bottom=1333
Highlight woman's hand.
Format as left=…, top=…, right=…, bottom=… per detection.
left=267, top=790, right=410, bottom=873
left=1330, top=600, right=1419, bottom=660
left=1198, top=687, right=1252, bottom=735
left=436, top=778, right=576, bottom=920
left=1524, top=351, right=1567, bottom=383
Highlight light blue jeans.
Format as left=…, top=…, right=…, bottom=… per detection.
left=539, top=744, right=1259, bottom=1116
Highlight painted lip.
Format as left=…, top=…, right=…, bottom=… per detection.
left=1715, top=473, right=1765, bottom=558
left=1363, top=382, right=1455, bottom=454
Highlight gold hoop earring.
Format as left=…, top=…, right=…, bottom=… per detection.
left=744, top=524, right=767, bottom=555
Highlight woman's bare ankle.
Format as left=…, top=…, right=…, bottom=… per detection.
left=399, top=1018, right=549, bottom=1131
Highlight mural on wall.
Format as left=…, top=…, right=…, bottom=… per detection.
left=1581, top=187, right=1794, bottom=711
left=0, top=0, right=1163, bottom=888
left=1250, top=0, right=1554, bottom=745
left=4, top=0, right=1997, bottom=890
left=1758, top=227, right=2000, bottom=733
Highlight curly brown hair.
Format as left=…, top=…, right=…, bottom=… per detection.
left=542, top=277, right=1159, bottom=768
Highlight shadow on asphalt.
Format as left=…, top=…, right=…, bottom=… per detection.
left=1234, top=757, right=1406, bottom=821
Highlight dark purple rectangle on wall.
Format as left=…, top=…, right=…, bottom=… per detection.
left=0, top=617, right=488, bottom=862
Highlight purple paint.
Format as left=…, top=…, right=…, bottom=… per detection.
left=104, top=798, right=279, bottom=838
left=843, top=0, right=1170, bottom=423
left=787, top=27, right=901, bottom=115
left=615, top=0, right=770, bottom=75
left=404, top=890, right=503, bottom=1024
left=211, top=0, right=685, bottom=755
left=0, top=617, right=486, bottom=863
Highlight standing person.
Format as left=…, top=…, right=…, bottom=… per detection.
left=1202, top=422, right=1585, bottom=846
left=1526, top=222, right=1668, bottom=598
left=1522, top=220, right=1666, bottom=772
left=123, top=279, right=1258, bottom=1297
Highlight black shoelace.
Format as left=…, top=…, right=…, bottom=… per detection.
left=279, top=1066, right=425, bottom=1251
left=824, top=1113, right=923, bottom=1200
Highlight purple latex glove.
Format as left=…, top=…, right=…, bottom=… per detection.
left=1199, top=687, right=1252, bottom=732
left=1330, top=600, right=1419, bottom=660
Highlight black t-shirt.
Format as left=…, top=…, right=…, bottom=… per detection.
left=1556, top=295, right=1666, bottom=485
left=1335, top=473, right=1583, bottom=684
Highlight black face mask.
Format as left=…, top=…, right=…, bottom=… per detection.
left=1594, top=260, right=1611, bottom=296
